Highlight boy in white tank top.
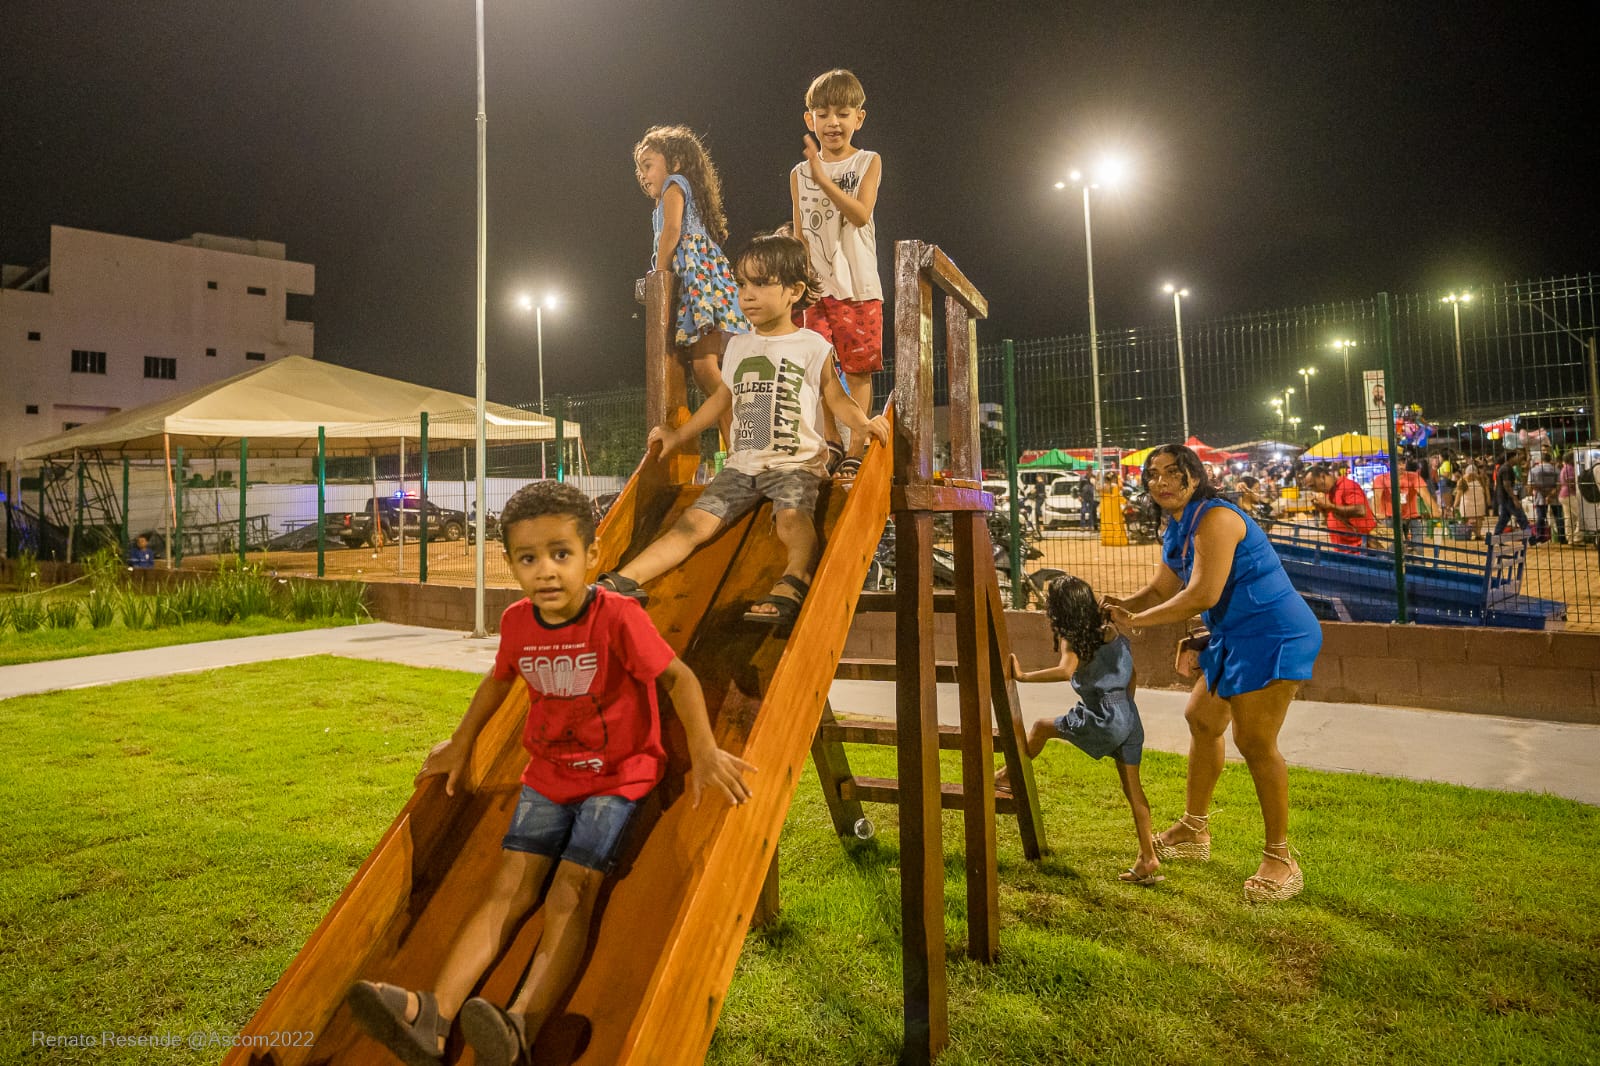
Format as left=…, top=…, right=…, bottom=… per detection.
left=790, top=68, right=883, bottom=480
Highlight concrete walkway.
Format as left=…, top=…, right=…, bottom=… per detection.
left=3, top=623, right=1597, bottom=806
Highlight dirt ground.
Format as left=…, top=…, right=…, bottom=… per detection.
left=185, top=519, right=1599, bottom=630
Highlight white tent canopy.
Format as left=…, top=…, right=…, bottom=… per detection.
left=16, top=356, right=576, bottom=460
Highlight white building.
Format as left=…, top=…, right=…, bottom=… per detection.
left=1, top=225, right=314, bottom=474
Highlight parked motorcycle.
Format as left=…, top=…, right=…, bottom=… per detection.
left=865, top=513, right=1065, bottom=609
left=1121, top=484, right=1162, bottom=544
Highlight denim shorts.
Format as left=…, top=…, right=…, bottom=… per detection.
left=502, top=786, right=638, bottom=873
left=693, top=466, right=823, bottom=521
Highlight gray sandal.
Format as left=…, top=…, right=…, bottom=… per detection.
left=596, top=571, right=649, bottom=606
left=346, top=981, right=446, bottom=1066
left=460, top=997, right=531, bottom=1066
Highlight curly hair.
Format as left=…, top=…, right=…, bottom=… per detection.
left=498, top=480, right=596, bottom=548
left=1043, top=574, right=1108, bottom=663
left=734, top=233, right=823, bottom=311
left=633, top=125, right=730, bottom=246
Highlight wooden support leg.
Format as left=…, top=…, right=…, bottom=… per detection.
left=983, top=546, right=1048, bottom=860
left=895, top=510, right=946, bottom=1064
left=752, top=843, right=781, bottom=928
left=954, top=514, right=999, bottom=963
left=811, top=701, right=867, bottom=841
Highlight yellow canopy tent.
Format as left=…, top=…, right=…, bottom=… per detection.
left=1120, top=446, right=1156, bottom=468
left=1303, top=432, right=1386, bottom=458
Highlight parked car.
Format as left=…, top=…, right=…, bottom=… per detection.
left=325, top=494, right=468, bottom=549
left=1040, top=475, right=1091, bottom=529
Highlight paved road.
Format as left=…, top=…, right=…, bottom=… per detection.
left=4, top=623, right=1596, bottom=805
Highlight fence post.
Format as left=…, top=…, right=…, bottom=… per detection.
left=554, top=395, right=566, bottom=483
left=38, top=462, right=47, bottom=557
left=174, top=446, right=185, bottom=567
left=238, top=438, right=249, bottom=565
left=1002, top=340, right=1024, bottom=609
left=72, top=453, right=85, bottom=564
left=121, top=457, right=130, bottom=553
left=1378, top=292, right=1406, bottom=623
left=419, top=412, right=429, bottom=584
left=316, top=427, right=326, bottom=578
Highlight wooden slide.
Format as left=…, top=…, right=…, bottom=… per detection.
left=227, top=431, right=893, bottom=1066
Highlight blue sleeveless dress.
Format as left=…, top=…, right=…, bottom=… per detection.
left=1162, top=497, right=1322, bottom=699
left=651, top=174, right=749, bottom=347
left=1050, top=634, right=1144, bottom=765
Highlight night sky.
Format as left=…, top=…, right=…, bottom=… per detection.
left=4, top=1, right=1595, bottom=407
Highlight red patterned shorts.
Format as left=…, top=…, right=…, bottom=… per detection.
left=799, top=297, right=883, bottom=375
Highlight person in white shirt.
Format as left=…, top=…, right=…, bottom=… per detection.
left=790, top=68, right=884, bottom=480
left=599, top=234, right=889, bottom=628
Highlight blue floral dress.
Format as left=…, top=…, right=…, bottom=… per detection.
left=652, top=174, right=748, bottom=347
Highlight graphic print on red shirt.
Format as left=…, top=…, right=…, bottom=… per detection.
left=492, top=587, right=676, bottom=804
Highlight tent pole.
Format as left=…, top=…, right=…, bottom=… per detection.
left=238, top=438, right=249, bottom=565
left=398, top=436, right=406, bottom=575
left=370, top=455, right=382, bottom=550
left=419, top=413, right=429, bottom=585
left=163, top=434, right=174, bottom=568
left=316, top=427, right=326, bottom=578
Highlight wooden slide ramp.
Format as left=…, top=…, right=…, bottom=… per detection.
left=228, top=436, right=892, bottom=1066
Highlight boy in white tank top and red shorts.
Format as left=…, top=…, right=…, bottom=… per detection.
left=790, top=68, right=883, bottom=480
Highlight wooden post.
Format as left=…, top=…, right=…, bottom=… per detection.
left=895, top=508, right=945, bottom=1063
left=810, top=702, right=867, bottom=839
left=642, top=270, right=697, bottom=485
left=954, top=513, right=999, bottom=962
left=751, top=844, right=781, bottom=929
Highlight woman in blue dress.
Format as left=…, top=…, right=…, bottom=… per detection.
left=1105, top=445, right=1322, bottom=902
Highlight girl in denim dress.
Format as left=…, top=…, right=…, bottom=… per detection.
left=998, top=575, right=1162, bottom=885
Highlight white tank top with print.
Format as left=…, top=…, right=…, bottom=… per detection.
left=792, top=149, right=882, bottom=303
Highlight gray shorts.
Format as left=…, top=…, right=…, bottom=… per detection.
left=693, top=466, right=823, bottom=522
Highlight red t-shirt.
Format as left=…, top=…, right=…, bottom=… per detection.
left=1371, top=471, right=1425, bottom=519
left=492, top=587, right=676, bottom=804
left=1326, top=476, right=1372, bottom=547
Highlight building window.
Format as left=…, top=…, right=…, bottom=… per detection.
left=286, top=292, right=314, bottom=323
left=63, top=422, right=84, bottom=431
left=27, top=331, right=41, bottom=341
left=144, top=356, right=177, bottom=380
left=245, top=351, right=266, bottom=362
left=26, top=404, right=39, bottom=415
left=206, top=347, right=217, bottom=357
left=247, top=285, right=267, bottom=296
left=71, top=349, right=107, bottom=374
left=206, top=280, right=218, bottom=290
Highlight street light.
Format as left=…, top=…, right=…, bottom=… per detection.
left=1162, top=283, right=1191, bottom=439
left=1288, top=415, right=1303, bottom=443
left=1297, top=366, right=1317, bottom=422
left=1330, top=339, right=1358, bottom=431
left=1313, top=423, right=1326, bottom=440
left=1269, top=396, right=1285, bottom=435
left=1440, top=291, right=1473, bottom=413
left=1282, top=385, right=1295, bottom=423
left=1059, top=156, right=1127, bottom=472
left=517, top=291, right=560, bottom=478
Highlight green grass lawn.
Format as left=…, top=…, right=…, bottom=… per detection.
left=1, top=659, right=1596, bottom=1064
left=0, top=616, right=366, bottom=667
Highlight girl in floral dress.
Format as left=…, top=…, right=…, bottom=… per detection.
left=634, top=126, right=749, bottom=445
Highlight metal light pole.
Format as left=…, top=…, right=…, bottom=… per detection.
left=1059, top=158, right=1125, bottom=472
left=1331, top=339, right=1357, bottom=431
left=1297, top=366, right=1316, bottom=423
left=1270, top=397, right=1285, bottom=435
left=1163, top=283, right=1191, bottom=439
left=518, top=292, right=560, bottom=478
left=471, top=0, right=488, bottom=638
left=1441, top=292, right=1472, bottom=413
left=1288, top=415, right=1303, bottom=444
left=1282, top=385, right=1295, bottom=423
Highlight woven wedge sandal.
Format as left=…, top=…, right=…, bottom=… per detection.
left=1153, top=811, right=1212, bottom=862
left=1243, top=842, right=1304, bottom=904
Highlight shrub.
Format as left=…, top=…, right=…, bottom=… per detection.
left=85, top=591, right=117, bottom=628
left=10, top=600, right=44, bottom=632
left=81, top=546, right=127, bottom=590
left=44, top=599, right=81, bottom=629
left=119, top=592, right=157, bottom=630
left=14, top=550, right=41, bottom=593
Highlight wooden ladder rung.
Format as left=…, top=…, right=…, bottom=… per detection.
left=841, top=775, right=1017, bottom=815
left=835, top=657, right=958, bottom=683
left=820, top=719, right=1000, bottom=751
left=855, top=590, right=958, bottom=614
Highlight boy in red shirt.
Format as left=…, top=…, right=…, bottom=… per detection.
left=347, top=482, right=754, bottom=1066
left=1305, top=462, right=1375, bottom=550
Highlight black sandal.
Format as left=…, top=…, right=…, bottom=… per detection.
left=825, top=440, right=846, bottom=475
left=744, top=574, right=810, bottom=628
left=346, top=981, right=446, bottom=1066
left=835, top=456, right=862, bottom=480
left=596, top=571, right=648, bottom=606
left=459, top=997, right=531, bottom=1066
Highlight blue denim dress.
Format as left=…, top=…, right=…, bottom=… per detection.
left=1051, top=634, right=1144, bottom=765
left=1162, top=497, right=1322, bottom=699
